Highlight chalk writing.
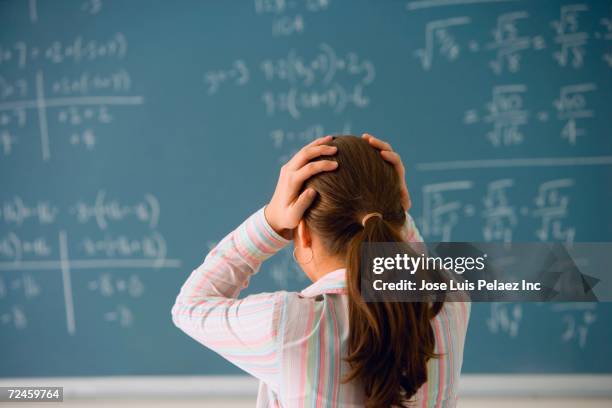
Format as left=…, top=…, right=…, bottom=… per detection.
left=486, top=11, right=546, bottom=74
left=416, top=17, right=471, bottom=70
left=70, top=190, right=160, bottom=230
left=552, top=4, right=589, bottom=68
left=254, top=0, right=330, bottom=37
left=0, top=192, right=180, bottom=334
left=554, top=83, right=596, bottom=145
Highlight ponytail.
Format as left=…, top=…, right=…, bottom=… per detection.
left=343, top=215, right=442, bottom=407
left=303, top=135, right=444, bottom=407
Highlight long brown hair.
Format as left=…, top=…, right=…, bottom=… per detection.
left=303, top=135, right=443, bottom=407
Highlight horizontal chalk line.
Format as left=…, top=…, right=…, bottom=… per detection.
left=407, top=0, right=517, bottom=11
left=416, top=156, right=612, bottom=171
left=0, top=96, right=144, bottom=111
left=0, top=258, right=181, bottom=271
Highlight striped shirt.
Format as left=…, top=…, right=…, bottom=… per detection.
left=171, top=207, right=471, bottom=407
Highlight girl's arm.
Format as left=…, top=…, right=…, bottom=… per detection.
left=171, top=136, right=339, bottom=388
left=171, top=207, right=290, bottom=387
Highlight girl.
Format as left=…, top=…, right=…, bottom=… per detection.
left=171, top=134, right=470, bottom=407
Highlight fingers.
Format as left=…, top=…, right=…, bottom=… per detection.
left=364, top=133, right=411, bottom=210
left=307, top=135, right=333, bottom=147
left=363, top=133, right=403, bottom=174
left=293, top=188, right=318, bottom=216
left=286, top=136, right=336, bottom=170
left=362, top=133, right=392, bottom=152
left=381, top=152, right=410, bottom=207
left=292, top=160, right=338, bottom=185
left=380, top=150, right=405, bottom=175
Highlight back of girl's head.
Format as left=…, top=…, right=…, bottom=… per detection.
left=303, top=135, right=406, bottom=250
left=303, top=135, right=440, bottom=408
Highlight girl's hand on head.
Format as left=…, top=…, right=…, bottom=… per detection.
left=265, top=135, right=338, bottom=238
left=362, top=133, right=411, bottom=211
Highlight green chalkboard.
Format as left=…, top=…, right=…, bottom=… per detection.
left=1, top=0, right=611, bottom=377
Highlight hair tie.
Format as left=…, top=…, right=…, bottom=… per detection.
left=361, top=212, right=382, bottom=226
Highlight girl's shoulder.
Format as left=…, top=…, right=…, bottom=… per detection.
left=438, top=300, right=472, bottom=333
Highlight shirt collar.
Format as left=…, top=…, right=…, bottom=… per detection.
left=300, top=268, right=347, bottom=297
